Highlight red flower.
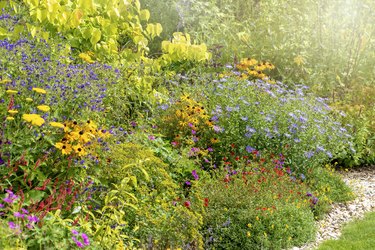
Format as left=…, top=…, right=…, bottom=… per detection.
left=184, top=201, right=191, bottom=208
left=203, top=198, right=209, bottom=207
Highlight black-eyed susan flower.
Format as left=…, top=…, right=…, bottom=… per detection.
left=50, top=122, right=65, bottom=129
left=22, top=114, right=45, bottom=126
left=210, top=137, right=219, bottom=143
left=55, top=142, right=72, bottom=155
left=68, top=131, right=80, bottom=141
left=37, top=105, right=50, bottom=112
left=73, top=144, right=87, bottom=157
left=32, top=88, right=47, bottom=94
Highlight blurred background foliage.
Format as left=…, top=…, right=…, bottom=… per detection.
left=141, top=0, right=375, bottom=166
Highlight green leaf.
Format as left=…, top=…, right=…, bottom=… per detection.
left=139, top=9, right=150, bottom=21
left=90, top=28, right=101, bottom=46
left=26, top=190, right=45, bottom=203
left=0, top=27, right=9, bottom=39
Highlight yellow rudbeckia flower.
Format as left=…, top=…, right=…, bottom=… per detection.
left=6, top=117, right=15, bottom=121
left=50, top=122, right=65, bottom=129
left=73, top=144, right=87, bottom=157
left=55, top=142, right=72, bottom=155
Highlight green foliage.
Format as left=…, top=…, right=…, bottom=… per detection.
left=14, top=0, right=163, bottom=62
left=158, top=32, right=211, bottom=72
left=98, top=140, right=204, bottom=249
left=306, top=165, right=355, bottom=218
left=200, top=157, right=316, bottom=249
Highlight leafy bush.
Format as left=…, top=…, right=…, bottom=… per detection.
left=96, top=138, right=204, bottom=249
left=200, top=153, right=316, bottom=249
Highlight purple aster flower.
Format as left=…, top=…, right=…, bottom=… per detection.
left=304, top=151, right=314, bottom=159
left=191, top=129, right=196, bottom=135
left=148, top=135, right=155, bottom=141
left=27, top=215, right=39, bottom=223
left=72, top=237, right=84, bottom=248
left=8, top=221, right=17, bottom=229
left=71, top=229, right=79, bottom=235
left=192, top=170, right=199, bottom=180
left=246, top=146, right=255, bottom=153
left=3, top=190, right=18, bottom=203
left=0, top=203, right=4, bottom=208
left=21, top=208, right=29, bottom=214
left=14, top=212, right=24, bottom=219
left=213, top=125, right=223, bottom=133
left=312, top=197, right=319, bottom=205
left=81, top=233, right=90, bottom=246
left=306, top=192, right=312, bottom=197
left=185, top=181, right=191, bottom=186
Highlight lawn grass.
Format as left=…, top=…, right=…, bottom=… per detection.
left=317, top=211, right=375, bottom=250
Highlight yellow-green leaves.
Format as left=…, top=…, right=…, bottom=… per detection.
left=146, top=23, right=163, bottom=39
left=90, top=28, right=102, bottom=46
left=160, top=32, right=211, bottom=64
left=139, top=9, right=150, bottom=21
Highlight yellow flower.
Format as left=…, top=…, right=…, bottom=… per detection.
left=210, top=137, right=219, bottom=144
left=6, top=90, right=17, bottom=94
left=73, top=144, right=87, bottom=157
left=68, top=131, right=80, bottom=141
left=22, top=114, right=45, bottom=126
left=79, top=53, right=95, bottom=63
left=8, top=110, right=18, bottom=115
left=50, top=122, right=65, bottom=129
left=246, top=231, right=251, bottom=237
left=26, top=98, right=33, bottom=102
left=294, top=55, right=304, bottom=66
left=6, top=117, right=15, bottom=121
left=37, top=105, right=50, bottom=112
left=247, top=223, right=252, bottom=228
left=32, top=88, right=47, bottom=94
left=0, top=79, right=11, bottom=84
left=55, top=142, right=72, bottom=155
left=78, top=130, right=92, bottom=144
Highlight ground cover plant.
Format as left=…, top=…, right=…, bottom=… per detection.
left=0, top=0, right=372, bottom=249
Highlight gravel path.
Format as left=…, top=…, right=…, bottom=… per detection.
left=292, top=166, right=375, bottom=250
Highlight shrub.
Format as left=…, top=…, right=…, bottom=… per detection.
left=200, top=153, right=316, bottom=249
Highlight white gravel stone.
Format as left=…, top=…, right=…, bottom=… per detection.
left=290, top=166, right=375, bottom=250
